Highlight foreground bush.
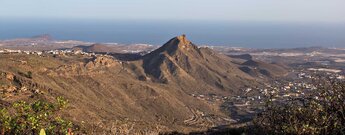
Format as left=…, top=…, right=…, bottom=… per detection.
left=254, top=79, right=345, bottom=135
left=0, top=97, right=74, bottom=135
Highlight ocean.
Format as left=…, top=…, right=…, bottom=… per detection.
left=1, top=19, right=345, bottom=48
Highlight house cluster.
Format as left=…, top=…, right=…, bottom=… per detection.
left=189, top=66, right=345, bottom=120
left=190, top=93, right=228, bottom=104
left=298, top=72, right=312, bottom=78
left=265, top=69, right=343, bottom=102
left=45, top=49, right=94, bottom=56
left=0, top=49, right=43, bottom=55
left=0, top=49, right=20, bottom=53
left=299, top=70, right=344, bottom=80
left=0, top=49, right=96, bottom=57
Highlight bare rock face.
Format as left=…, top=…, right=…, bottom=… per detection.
left=86, top=56, right=120, bottom=69
left=6, top=73, right=14, bottom=81
left=6, top=86, right=17, bottom=93
left=0, top=70, right=52, bottom=99
left=51, top=56, right=122, bottom=76
left=176, top=34, right=191, bottom=46
left=93, top=56, right=119, bottom=67
left=84, top=62, right=95, bottom=69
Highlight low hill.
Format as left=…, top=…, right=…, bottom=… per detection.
left=229, top=54, right=253, bottom=60
left=241, top=59, right=288, bottom=78
left=31, top=34, right=54, bottom=41
left=73, top=43, right=156, bottom=53
left=73, top=43, right=113, bottom=53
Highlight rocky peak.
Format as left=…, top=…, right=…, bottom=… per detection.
left=85, top=56, right=119, bottom=69
left=176, top=34, right=191, bottom=45
left=146, top=35, right=195, bottom=56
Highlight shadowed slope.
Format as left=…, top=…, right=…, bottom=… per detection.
left=141, top=35, right=255, bottom=93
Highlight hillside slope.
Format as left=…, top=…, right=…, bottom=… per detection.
left=241, top=59, right=288, bottom=78
left=0, top=35, right=278, bottom=133
left=139, top=35, right=256, bottom=93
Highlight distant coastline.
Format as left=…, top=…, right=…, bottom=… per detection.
left=1, top=20, right=345, bottom=48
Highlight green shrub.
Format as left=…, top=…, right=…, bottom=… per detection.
left=27, top=71, right=33, bottom=79
left=0, top=97, right=74, bottom=134
left=17, top=71, right=33, bottom=79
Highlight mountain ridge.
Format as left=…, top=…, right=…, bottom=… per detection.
left=0, top=35, right=288, bottom=133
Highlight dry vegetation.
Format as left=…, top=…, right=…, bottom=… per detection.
left=253, top=78, right=345, bottom=135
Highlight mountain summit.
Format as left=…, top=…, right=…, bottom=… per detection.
left=145, top=34, right=199, bottom=57
left=142, top=35, right=202, bottom=83
left=177, top=34, right=190, bottom=44
left=141, top=35, right=255, bottom=93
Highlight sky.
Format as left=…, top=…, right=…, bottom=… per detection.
left=1, top=0, right=345, bottom=48
left=1, top=0, right=345, bottom=23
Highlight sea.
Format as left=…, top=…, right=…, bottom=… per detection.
left=1, top=19, right=345, bottom=48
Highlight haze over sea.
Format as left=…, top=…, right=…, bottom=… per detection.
left=1, top=19, right=345, bottom=48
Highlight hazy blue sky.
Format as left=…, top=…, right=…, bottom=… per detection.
left=1, top=0, right=345, bottom=23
